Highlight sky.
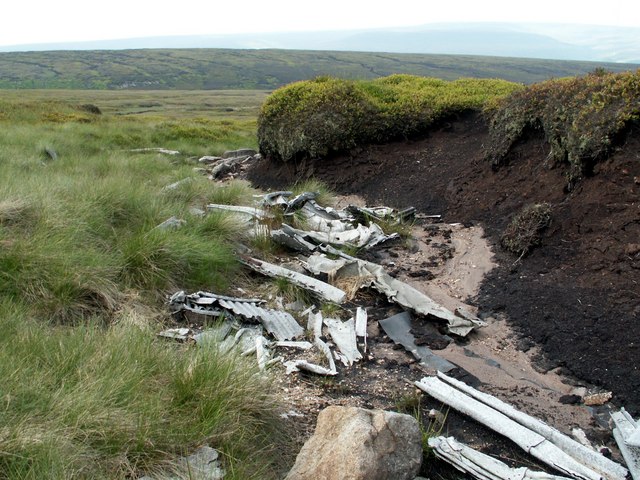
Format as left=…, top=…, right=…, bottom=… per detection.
left=3, top=0, right=640, bottom=47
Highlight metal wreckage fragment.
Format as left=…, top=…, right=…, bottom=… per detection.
left=304, top=250, right=485, bottom=337
left=169, top=290, right=303, bottom=341
left=415, top=372, right=629, bottom=480
left=611, top=409, right=640, bottom=480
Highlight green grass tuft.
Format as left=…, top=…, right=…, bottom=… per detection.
left=290, top=178, right=337, bottom=207
left=0, top=307, right=287, bottom=479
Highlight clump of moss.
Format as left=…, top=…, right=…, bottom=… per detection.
left=258, top=75, right=521, bottom=162
left=485, top=69, right=640, bottom=188
left=500, top=203, right=552, bottom=256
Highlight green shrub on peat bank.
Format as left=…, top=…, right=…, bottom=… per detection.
left=257, top=75, right=521, bottom=162
left=485, top=69, right=640, bottom=188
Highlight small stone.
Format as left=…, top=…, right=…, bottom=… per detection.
left=155, top=216, right=186, bottom=230
left=222, top=148, right=257, bottom=158
left=559, top=394, right=582, bottom=405
left=44, top=147, right=58, bottom=161
left=583, top=391, right=613, bottom=406
left=598, top=446, right=613, bottom=458
left=179, top=446, right=225, bottom=480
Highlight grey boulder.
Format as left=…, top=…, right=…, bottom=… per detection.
left=285, top=406, right=422, bottom=480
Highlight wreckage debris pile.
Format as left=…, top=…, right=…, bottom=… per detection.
left=165, top=191, right=484, bottom=379
left=159, top=189, right=640, bottom=480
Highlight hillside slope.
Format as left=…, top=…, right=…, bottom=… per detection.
left=248, top=112, right=640, bottom=413
left=0, top=48, right=637, bottom=89
left=4, top=23, right=639, bottom=64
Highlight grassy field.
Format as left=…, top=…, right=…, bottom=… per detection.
left=0, top=89, right=269, bottom=119
left=0, top=90, right=290, bottom=478
left=0, top=48, right=637, bottom=90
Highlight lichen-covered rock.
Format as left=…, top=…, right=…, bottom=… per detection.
left=285, top=406, right=422, bottom=480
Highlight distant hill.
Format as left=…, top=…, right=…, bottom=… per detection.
left=0, top=48, right=637, bottom=90
left=2, top=23, right=639, bottom=64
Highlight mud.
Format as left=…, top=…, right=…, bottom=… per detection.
left=264, top=215, right=616, bottom=475
left=247, top=111, right=640, bottom=416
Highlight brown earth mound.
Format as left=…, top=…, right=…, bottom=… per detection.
left=247, top=112, right=640, bottom=414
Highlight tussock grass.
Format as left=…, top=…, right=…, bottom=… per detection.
left=206, top=179, right=259, bottom=206
left=290, top=178, right=337, bottom=207
left=195, top=210, right=252, bottom=241
left=273, top=277, right=315, bottom=305
left=0, top=305, right=285, bottom=479
left=0, top=96, right=287, bottom=478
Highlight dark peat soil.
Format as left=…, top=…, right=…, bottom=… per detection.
left=247, top=113, right=640, bottom=414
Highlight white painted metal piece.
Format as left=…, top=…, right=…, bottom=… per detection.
left=242, top=257, right=346, bottom=304
left=323, top=317, right=362, bottom=366
left=429, top=436, right=572, bottom=480
left=435, top=372, right=627, bottom=480
left=611, top=409, right=640, bottom=480
left=415, top=376, right=620, bottom=480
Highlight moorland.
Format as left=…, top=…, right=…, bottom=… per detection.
left=1, top=48, right=639, bottom=479
left=0, top=48, right=638, bottom=89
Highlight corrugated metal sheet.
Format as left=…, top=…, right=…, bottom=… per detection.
left=170, top=290, right=303, bottom=341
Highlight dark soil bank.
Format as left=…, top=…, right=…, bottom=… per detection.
left=248, top=113, right=640, bottom=413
